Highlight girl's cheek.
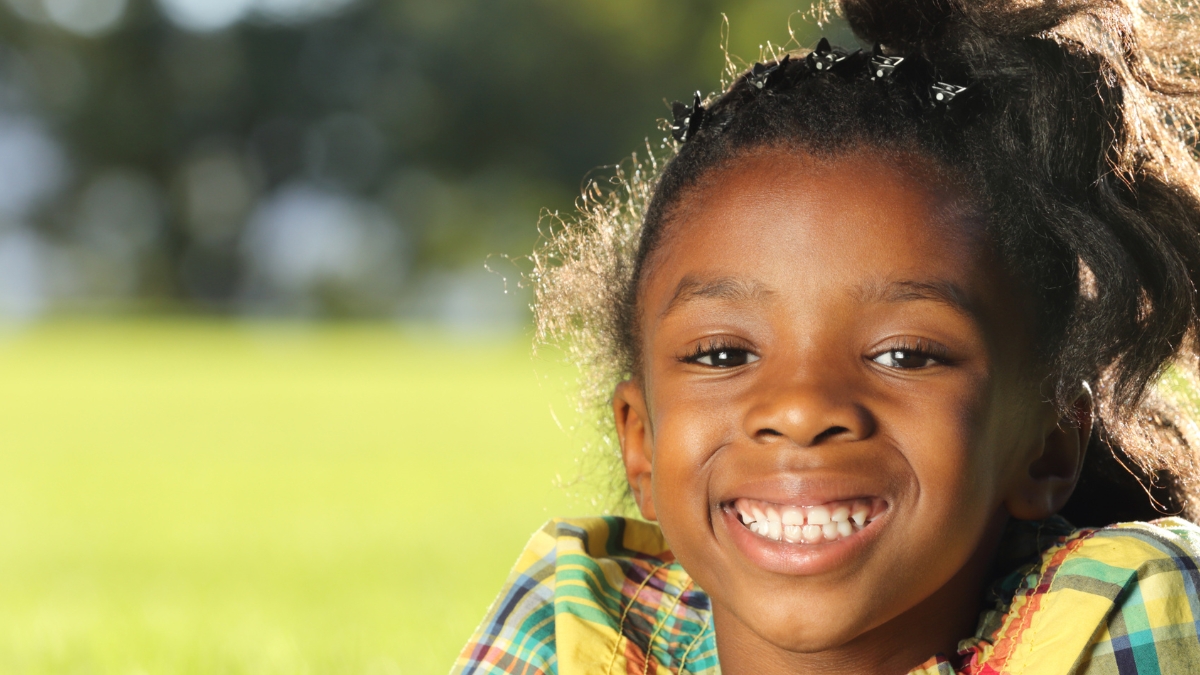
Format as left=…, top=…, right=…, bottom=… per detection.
left=653, top=397, right=729, bottom=463
left=933, top=383, right=1017, bottom=517
left=878, top=374, right=995, bottom=500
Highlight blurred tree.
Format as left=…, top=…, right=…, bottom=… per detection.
left=0, top=0, right=837, bottom=320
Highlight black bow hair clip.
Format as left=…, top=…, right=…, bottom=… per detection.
left=748, top=55, right=791, bottom=90
left=870, top=44, right=905, bottom=81
left=807, top=38, right=846, bottom=72
left=930, top=81, right=969, bottom=105
left=670, top=91, right=706, bottom=143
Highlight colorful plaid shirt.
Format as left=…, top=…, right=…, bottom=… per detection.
left=452, top=516, right=1200, bottom=674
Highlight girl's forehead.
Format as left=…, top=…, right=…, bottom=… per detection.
left=685, top=147, right=971, bottom=227
left=646, top=147, right=992, bottom=301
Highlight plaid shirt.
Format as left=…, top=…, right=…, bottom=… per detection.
left=452, top=516, right=1200, bottom=674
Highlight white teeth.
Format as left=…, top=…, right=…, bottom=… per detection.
left=737, top=502, right=752, bottom=522
left=765, top=506, right=780, bottom=523
left=830, top=505, right=850, bottom=523
left=734, top=497, right=885, bottom=545
left=767, top=519, right=782, bottom=541
left=851, top=506, right=868, bottom=528
left=781, top=506, right=804, bottom=526
left=764, top=507, right=783, bottom=540
left=807, top=506, right=831, bottom=525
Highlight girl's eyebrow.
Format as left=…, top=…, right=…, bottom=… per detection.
left=856, top=278, right=979, bottom=319
left=660, top=274, right=773, bottom=317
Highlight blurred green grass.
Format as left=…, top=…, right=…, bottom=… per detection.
left=0, top=320, right=590, bottom=675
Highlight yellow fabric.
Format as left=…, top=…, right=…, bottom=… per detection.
left=453, top=517, right=1200, bottom=675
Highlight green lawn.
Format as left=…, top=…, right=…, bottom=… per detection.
left=0, top=320, right=594, bottom=675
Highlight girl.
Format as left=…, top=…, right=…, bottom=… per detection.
left=455, top=1, right=1200, bottom=673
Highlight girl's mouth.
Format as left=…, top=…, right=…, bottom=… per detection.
left=727, top=497, right=888, bottom=545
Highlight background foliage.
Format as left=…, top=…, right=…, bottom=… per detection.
left=0, top=0, right=832, bottom=323
left=0, top=1, right=836, bottom=673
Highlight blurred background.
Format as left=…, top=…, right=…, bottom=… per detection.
left=0, top=1, right=834, bottom=673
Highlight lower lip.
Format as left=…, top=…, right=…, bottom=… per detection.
left=719, top=505, right=885, bottom=576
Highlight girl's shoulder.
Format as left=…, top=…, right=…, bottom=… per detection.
left=950, top=517, right=1200, bottom=675
left=451, top=516, right=717, bottom=675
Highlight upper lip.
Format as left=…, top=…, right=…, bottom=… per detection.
left=714, top=475, right=888, bottom=509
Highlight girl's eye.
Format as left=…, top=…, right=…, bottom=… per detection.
left=872, top=349, right=939, bottom=369
left=693, top=348, right=760, bottom=368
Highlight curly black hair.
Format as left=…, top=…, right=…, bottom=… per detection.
left=533, top=0, right=1200, bottom=525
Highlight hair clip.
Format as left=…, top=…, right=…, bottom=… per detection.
left=670, top=91, right=706, bottom=142
left=748, top=55, right=790, bottom=90
left=931, top=81, right=969, bottom=104
left=870, top=44, right=904, bottom=80
left=807, top=38, right=845, bottom=72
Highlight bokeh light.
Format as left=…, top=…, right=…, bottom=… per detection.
left=44, top=0, right=127, bottom=35
left=157, top=0, right=359, bottom=32
left=0, top=115, right=63, bottom=220
left=240, top=182, right=407, bottom=315
left=156, top=0, right=250, bottom=32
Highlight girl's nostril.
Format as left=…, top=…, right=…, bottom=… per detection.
left=813, top=426, right=851, bottom=443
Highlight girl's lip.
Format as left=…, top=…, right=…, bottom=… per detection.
left=717, top=500, right=889, bottom=576
left=714, top=473, right=889, bottom=508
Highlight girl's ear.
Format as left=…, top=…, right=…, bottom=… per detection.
left=613, top=380, right=656, bottom=520
left=1005, top=389, right=1094, bottom=521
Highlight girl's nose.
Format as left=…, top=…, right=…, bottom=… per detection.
left=742, top=372, right=875, bottom=447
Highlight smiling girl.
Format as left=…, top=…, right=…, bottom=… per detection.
left=454, top=1, right=1200, bottom=673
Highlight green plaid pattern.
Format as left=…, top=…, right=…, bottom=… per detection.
left=452, top=517, right=1200, bottom=674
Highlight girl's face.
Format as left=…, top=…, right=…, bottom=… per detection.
left=613, top=148, right=1090, bottom=673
